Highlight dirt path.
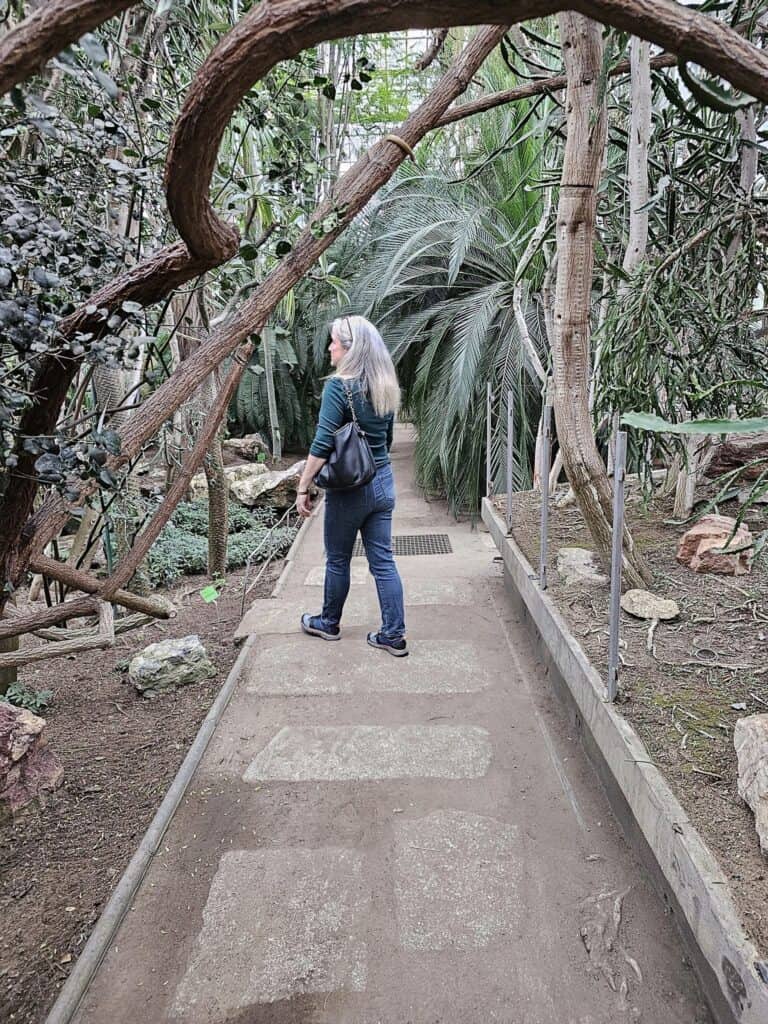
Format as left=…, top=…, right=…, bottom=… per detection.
left=69, top=427, right=710, bottom=1024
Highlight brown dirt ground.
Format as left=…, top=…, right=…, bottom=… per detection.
left=0, top=560, right=286, bottom=1024
left=496, top=485, right=768, bottom=958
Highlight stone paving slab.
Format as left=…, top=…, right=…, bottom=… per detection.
left=245, top=634, right=495, bottom=695
left=235, top=597, right=377, bottom=637
left=243, top=724, right=492, bottom=782
left=171, top=847, right=369, bottom=1019
left=393, top=809, right=520, bottom=952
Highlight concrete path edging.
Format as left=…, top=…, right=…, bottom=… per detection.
left=482, top=497, right=768, bottom=1024
left=44, top=636, right=256, bottom=1024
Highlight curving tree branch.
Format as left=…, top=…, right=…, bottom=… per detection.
left=163, top=0, right=768, bottom=265
left=0, top=0, right=136, bottom=96
left=2, top=25, right=509, bottom=604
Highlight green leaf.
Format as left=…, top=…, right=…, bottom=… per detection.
left=677, top=62, right=755, bottom=115
left=622, top=412, right=768, bottom=434
left=199, top=584, right=220, bottom=603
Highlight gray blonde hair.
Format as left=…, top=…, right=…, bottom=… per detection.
left=331, top=315, right=400, bottom=417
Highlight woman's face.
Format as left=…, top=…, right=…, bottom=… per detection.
left=329, top=329, right=345, bottom=367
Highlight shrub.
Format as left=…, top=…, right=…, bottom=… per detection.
left=146, top=500, right=297, bottom=586
left=5, top=682, right=54, bottom=714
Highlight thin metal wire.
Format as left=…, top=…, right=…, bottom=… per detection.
left=239, top=502, right=297, bottom=616
left=506, top=389, right=514, bottom=532
left=486, top=381, right=493, bottom=498
left=539, top=402, right=552, bottom=589
left=607, top=430, right=627, bottom=701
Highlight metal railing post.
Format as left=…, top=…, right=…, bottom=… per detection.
left=607, top=428, right=627, bottom=701
left=486, top=381, right=493, bottom=498
left=539, top=399, right=552, bottom=589
left=506, top=389, right=514, bottom=532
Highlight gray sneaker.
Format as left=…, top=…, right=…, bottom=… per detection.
left=301, top=614, right=341, bottom=641
left=366, top=631, right=408, bottom=657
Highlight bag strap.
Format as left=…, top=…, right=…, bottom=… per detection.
left=340, top=378, right=363, bottom=431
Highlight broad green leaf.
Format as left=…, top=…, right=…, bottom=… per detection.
left=678, top=62, right=755, bottom=114
left=622, top=412, right=768, bottom=434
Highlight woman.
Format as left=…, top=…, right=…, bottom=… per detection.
left=296, top=315, right=408, bottom=657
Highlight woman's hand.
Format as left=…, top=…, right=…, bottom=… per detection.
left=297, top=490, right=314, bottom=518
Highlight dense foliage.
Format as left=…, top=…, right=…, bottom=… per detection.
left=147, top=498, right=297, bottom=585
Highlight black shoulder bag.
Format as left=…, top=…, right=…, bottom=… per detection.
left=314, top=380, right=377, bottom=491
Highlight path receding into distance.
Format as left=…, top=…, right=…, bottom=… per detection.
left=73, top=425, right=711, bottom=1024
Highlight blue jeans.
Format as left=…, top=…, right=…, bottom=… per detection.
left=321, top=464, right=406, bottom=640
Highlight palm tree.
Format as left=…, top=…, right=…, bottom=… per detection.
left=347, top=71, right=551, bottom=513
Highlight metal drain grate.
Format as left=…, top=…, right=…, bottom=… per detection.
left=352, top=533, right=453, bottom=557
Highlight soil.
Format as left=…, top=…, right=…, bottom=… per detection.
left=0, top=560, right=287, bottom=1024
left=496, top=485, right=768, bottom=958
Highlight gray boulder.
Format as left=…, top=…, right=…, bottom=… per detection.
left=223, top=433, right=270, bottom=460
left=129, top=635, right=216, bottom=696
left=556, top=547, right=608, bottom=586
left=190, top=463, right=269, bottom=505
left=734, top=714, right=768, bottom=858
left=620, top=589, right=680, bottom=621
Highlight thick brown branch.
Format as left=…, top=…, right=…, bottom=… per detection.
left=98, top=345, right=253, bottom=598
left=164, top=0, right=768, bottom=264
left=415, top=28, right=449, bottom=70
left=0, top=601, right=113, bottom=669
left=29, top=554, right=174, bottom=618
left=0, top=596, right=98, bottom=642
left=0, top=0, right=136, bottom=96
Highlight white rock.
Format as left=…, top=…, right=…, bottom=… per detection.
left=620, top=589, right=680, bottom=621
left=734, top=714, right=768, bottom=857
left=556, top=547, right=608, bottom=586
left=190, top=463, right=269, bottom=504
left=129, top=634, right=216, bottom=696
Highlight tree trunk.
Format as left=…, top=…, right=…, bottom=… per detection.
left=0, top=634, right=19, bottom=694
left=92, top=365, right=152, bottom=594
left=262, top=328, right=282, bottom=461
left=204, top=431, right=228, bottom=577
left=552, top=12, right=651, bottom=588
left=621, top=37, right=651, bottom=281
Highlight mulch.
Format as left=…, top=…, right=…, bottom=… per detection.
left=498, top=485, right=768, bottom=957
left=0, top=562, right=283, bottom=1024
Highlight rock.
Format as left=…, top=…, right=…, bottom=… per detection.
left=556, top=547, right=608, bottom=586
left=223, top=433, right=270, bottom=460
left=249, top=460, right=308, bottom=510
left=0, top=702, right=63, bottom=821
left=706, top=433, right=768, bottom=480
left=676, top=514, right=753, bottom=576
left=620, top=589, right=679, bottom=621
left=129, top=635, right=216, bottom=696
left=190, top=462, right=269, bottom=504
left=734, top=714, right=768, bottom=857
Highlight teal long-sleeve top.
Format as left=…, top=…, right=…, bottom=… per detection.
left=309, top=377, right=394, bottom=468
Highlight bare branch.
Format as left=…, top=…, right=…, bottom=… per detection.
left=436, top=53, right=676, bottom=127
left=29, top=554, right=175, bottom=618
left=415, top=28, right=449, bottom=70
